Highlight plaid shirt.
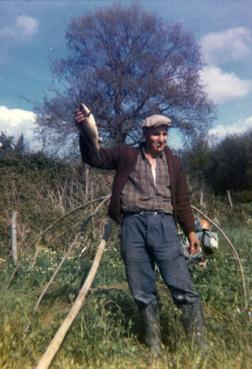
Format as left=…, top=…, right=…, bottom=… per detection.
left=121, top=144, right=173, bottom=214
left=80, top=137, right=195, bottom=234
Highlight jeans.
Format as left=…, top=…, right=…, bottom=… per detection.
left=121, top=213, right=200, bottom=307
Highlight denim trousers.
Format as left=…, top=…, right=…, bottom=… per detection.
left=121, top=213, right=200, bottom=308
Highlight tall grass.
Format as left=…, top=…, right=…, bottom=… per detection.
left=0, top=153, right=251, bottom=369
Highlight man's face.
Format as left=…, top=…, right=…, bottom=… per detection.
left=144, top=125, right=168, bottom=155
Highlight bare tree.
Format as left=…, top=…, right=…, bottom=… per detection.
left=35, top=4, right=214, bottom=150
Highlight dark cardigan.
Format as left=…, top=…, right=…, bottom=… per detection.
left=79, top=136, right=195, bottom=235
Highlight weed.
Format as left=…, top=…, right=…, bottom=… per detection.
left=0, top=154, right=251, bottom=369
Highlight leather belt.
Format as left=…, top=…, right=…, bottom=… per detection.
left=123, top=210, right=166, bottom=217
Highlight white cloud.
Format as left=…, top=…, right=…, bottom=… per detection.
left=0, top=105, right=41, bottom=150
left=200, top=27, right=252, bottom=65
left=200, top=66, right=252, bottom=104
left=208, top=116, right=252, bottom=141
left=0, top=15, right=39, bottom=42
left=16, top=15, right=39, bottom=39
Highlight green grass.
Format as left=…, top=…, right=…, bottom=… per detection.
left=0, top=154, right=251, bottom=369
left=1, top=223, right=251, bottom=369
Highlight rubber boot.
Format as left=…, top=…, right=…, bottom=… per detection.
left=181, top=300, right=208, bottom=351
left=140, top=300, right=162, bottom=357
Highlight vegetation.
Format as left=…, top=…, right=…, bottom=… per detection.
left=183, top=131, right=252, bottom=197
left=0, top=149, right=251, bottom=369
left=1, top=4, right=250, bottom=368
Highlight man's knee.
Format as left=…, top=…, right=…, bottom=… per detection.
left=170, top=286, right=200, bottom=307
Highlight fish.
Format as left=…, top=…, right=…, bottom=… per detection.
left=78, top=103, right=100, bottom=152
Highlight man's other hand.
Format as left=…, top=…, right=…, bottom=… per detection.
left=187, top=231, right=201, bottom=255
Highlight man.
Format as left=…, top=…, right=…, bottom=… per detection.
left=74, top=110, right=206, bottom=356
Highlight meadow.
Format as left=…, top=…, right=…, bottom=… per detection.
left=0, top=152, right=251, bottom=369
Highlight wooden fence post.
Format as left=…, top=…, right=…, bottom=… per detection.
left=227, top=190, right=233, bottom=207
left=200, top=191, right=204, bottom=206
left=11, top=211, right=18, bottom=265
left=85, top=166, right=89, bottom=197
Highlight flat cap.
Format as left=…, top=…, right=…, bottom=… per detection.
left=142, top=114, right=172, bottom=129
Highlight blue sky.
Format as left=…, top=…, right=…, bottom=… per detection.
left=0, top=0, right=252, bottom=149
